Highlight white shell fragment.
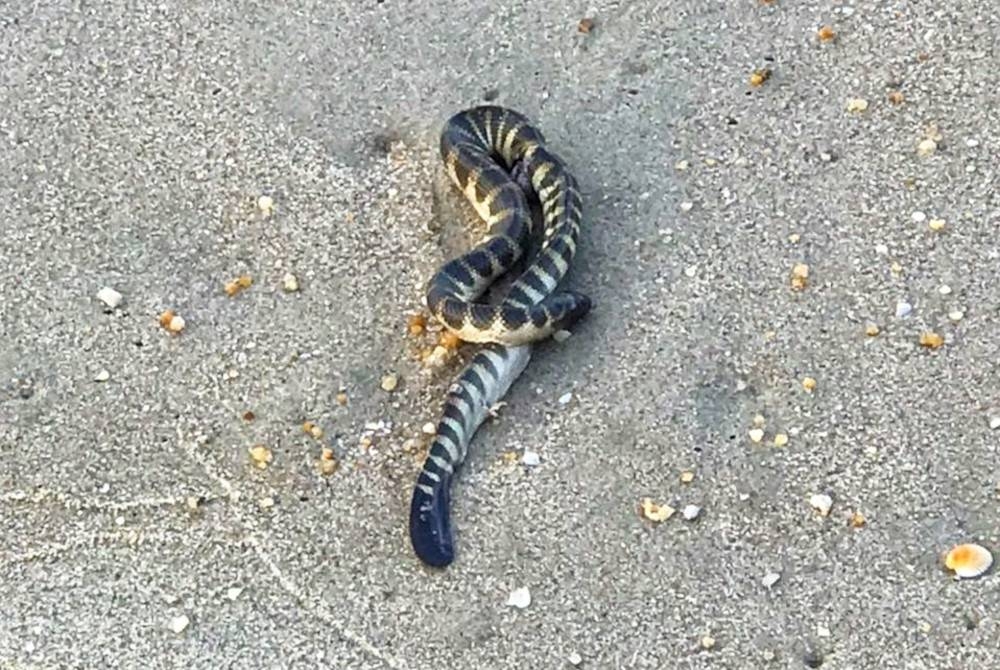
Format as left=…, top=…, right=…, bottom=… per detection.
left=682, top=504, right=701, bottom=521
left=521, top=450, right=541, bottom=466
left=94, top=369, right=110, bottom=382
left=945, top=543, right=993, bottom=579
left=558, top=392, right=573, bottom=405
left=567, top=652, right=583, bottom=666
left=809, top=493, right=833, bottom=517
left=989, top=416, right=1000, bottom=430
left=762, top=572, right=781, bottom=588
left=96, top=287, right=123, bottom=309
left=895, top=300, right=913, bottom=318
left=168, top=614, right=190, bottom=634
left=506, top=586, right=531, bottom=609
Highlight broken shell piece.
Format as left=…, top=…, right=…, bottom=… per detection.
left=919, top=332, right=944, bottom=349
left=762, top=572, right=781, bottom=588
left=802, top=377, right=817, bottom=392
left=640, top=498, right=675, bottom=523
left=552, top=329, right=572, bottom=342
left=522, top=450, right=541, bottom=466
left=506, top=586, right=531, bottom=609
left=944, top=543, right=993, bottom=579
left=97, top=287, right=123, bottom=308
left=809, top=493, right=833, bottom=516
left=682, top=504, right=701, bottom=521
left=748, top=428, right=765, bottom=443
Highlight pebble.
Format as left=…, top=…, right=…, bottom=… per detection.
left=684, top=265, right=698, bottom=278
left=506, top=586, right=531, bottom=609
left=682, top=504, right=701, bottom=520
left=989, top=416, right=1000, bottom=430
left=422, top=422, right=436, bottom=435
left=225, top=586, right=244, bottom=601
left=966, top=138, right=980, bottom=148
left=168, top=614, right=190, bottom=634
left=895, top=300, right=913, bottom=318
left=911, top=211, right=927, bottom=223
left=96, top=287, right=123, bottom=309
left=552, top=329, right=572, bottom=342
left=762, top=572, right=781, bottom=588
left=257, top=194, right=274, bottom=214
left=94, top=369, right=110, bottom=382
left=522, top=450, right=541, bottom=466
left=567, top=652, right=583, bottom=666
left=281, top=272, right=299, bottom=292
left=748, top=428, right=765, bottom=443
left=558, top=392, right=573, bottom=405
left=874, top=243, right=889, bottom=255
left=700, top=635, right=716, bottom=650
left=917, top=138, right=937, bottom=156
left=380, top=374, right=398, bottom=392
left=938, top=284, right=952, bottom=296
left=773, top=433, right=789, bottom=447
left=810, top=493, right=833, bottom=516
left=679, top=201, right=694, bottom=212
left=846, top=97, right=868, bottom=113
left=928, top=218, right=947, bottom=231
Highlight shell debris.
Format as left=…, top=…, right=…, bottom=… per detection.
left=802, top=376, right=817, bottom=393
left=159, top=310, right=186, bottom=333
left=248, top=445, right=272, bottom=469
left=809, top=493, right=833, bottom=517
left=919, top=332, right=944, bottom=349
left=682, top=504, right=701, bottom=521
left=506, top=586, right=531, bottom=609
left=944, top=543, right=993, bottom=579
left=97, top=287, right=123, bottom=309
left=790, top=263, right=810, bottom=290
left=639, top=498, right=675, bottom=523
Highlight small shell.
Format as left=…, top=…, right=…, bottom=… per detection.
left=944, top=543, right=993, bottom=579
left=640, top=498, right=675, bottom=523
left=506, top=586, right=531, bottom=609
left=809, top=493, right=833, bottom=517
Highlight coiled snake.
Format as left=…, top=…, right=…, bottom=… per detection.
left=409, top=106, right=590, bottom=567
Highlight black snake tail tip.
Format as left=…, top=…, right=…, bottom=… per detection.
left=409, top=478, right=455, bottom=568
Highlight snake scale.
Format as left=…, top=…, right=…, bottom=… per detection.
left=409, top=105, right=590, bottom=567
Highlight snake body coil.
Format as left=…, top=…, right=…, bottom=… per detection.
left=409, top=106, right=590, bottom=567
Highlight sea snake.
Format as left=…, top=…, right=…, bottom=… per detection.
left=409, top=106, right=590, bottom=567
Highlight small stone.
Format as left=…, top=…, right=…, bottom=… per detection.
left=249, top=445, right=272, bottom=469
left=679, top=201, right=694, bottom=212
left=846, top=97, right=868, bottom=113
left=558, top=392, right=573, bottom=405
left=421, top=422, right=436, bottom=435
left=748, top=428, right=765, bottom=443
left=168, top=614, right=190, bottom=634
left=749, top=68, right=771, bottom=87
left=938, top=284, right=952, bottom=296
left=762, top=572, right=781, bottom=588
left=682, top=504, right=701, bottom=520
left=895, top=301, right=913, bottom=318
left=522, top=450, right=541, bottom=466
left=336, top=391, right=348, bottom=405
left=773, top=433, right=789, bottom=447
left=810, top=493, right=833, bottom=516
left=552, top=329, right=572, bottom=342
left=888, top=90, right=905, bottom=105
left=506, top=586, right=531, bottom=609
left=917, top=138, right=937, bottom=156
left=874, top=243, right=889, bottom=255
left=928, top=218, right=946, bottom=231
left=790, top=263, right=810, bottom=290
left=788, top=233, right=801, bottom=243
left=96, top=287, right=123, bottom=309
left=640, top=498, right=675, bottom=522
left=258, top=496, right=275, bottom=509
left=282, top=272, right=299, bottom=292
left=680, top=471, right=695, bottom=483
left=911, top=211, right=927, bottom=223
left=684, top=265, right=698, bottom=278
left=816, top=25, right=836, bottom=42
left=380, top=374, right=399, bottom=392
left=674, top=160, right=689, bottom=171
left=167, top=314, right=185, bottom=332
left=567, top=652, right=583, bottom=666
left=865, top=324, right=881, bottom=337
left=989, top=416, right=1000, bottom=430
left=918, top=621, right=932, bottom=634
left=948, top=310, right=964, bottom=322
left=816, top=625, right=831, bottom=638
left=701, top=635, right=716, bottom=650
left=257, top=194, right=274, bottom=214
left=802, top=377, right=817, bottom=393
left=302, top=421, right=323, bottom=439
left=849, top=511, right=867, bottom=528
left=318, top=448, right=338, bottom=475
left=919, top=332, right=944, bottom=349
left=225, top=586, right=244, bottom=601
left=94, top=369, right=110, bottom=382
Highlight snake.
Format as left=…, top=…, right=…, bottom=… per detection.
left=408, top=105, right=590, bottom=567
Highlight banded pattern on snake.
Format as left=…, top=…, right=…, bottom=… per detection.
left=409, top=106, right=590, bottom=567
